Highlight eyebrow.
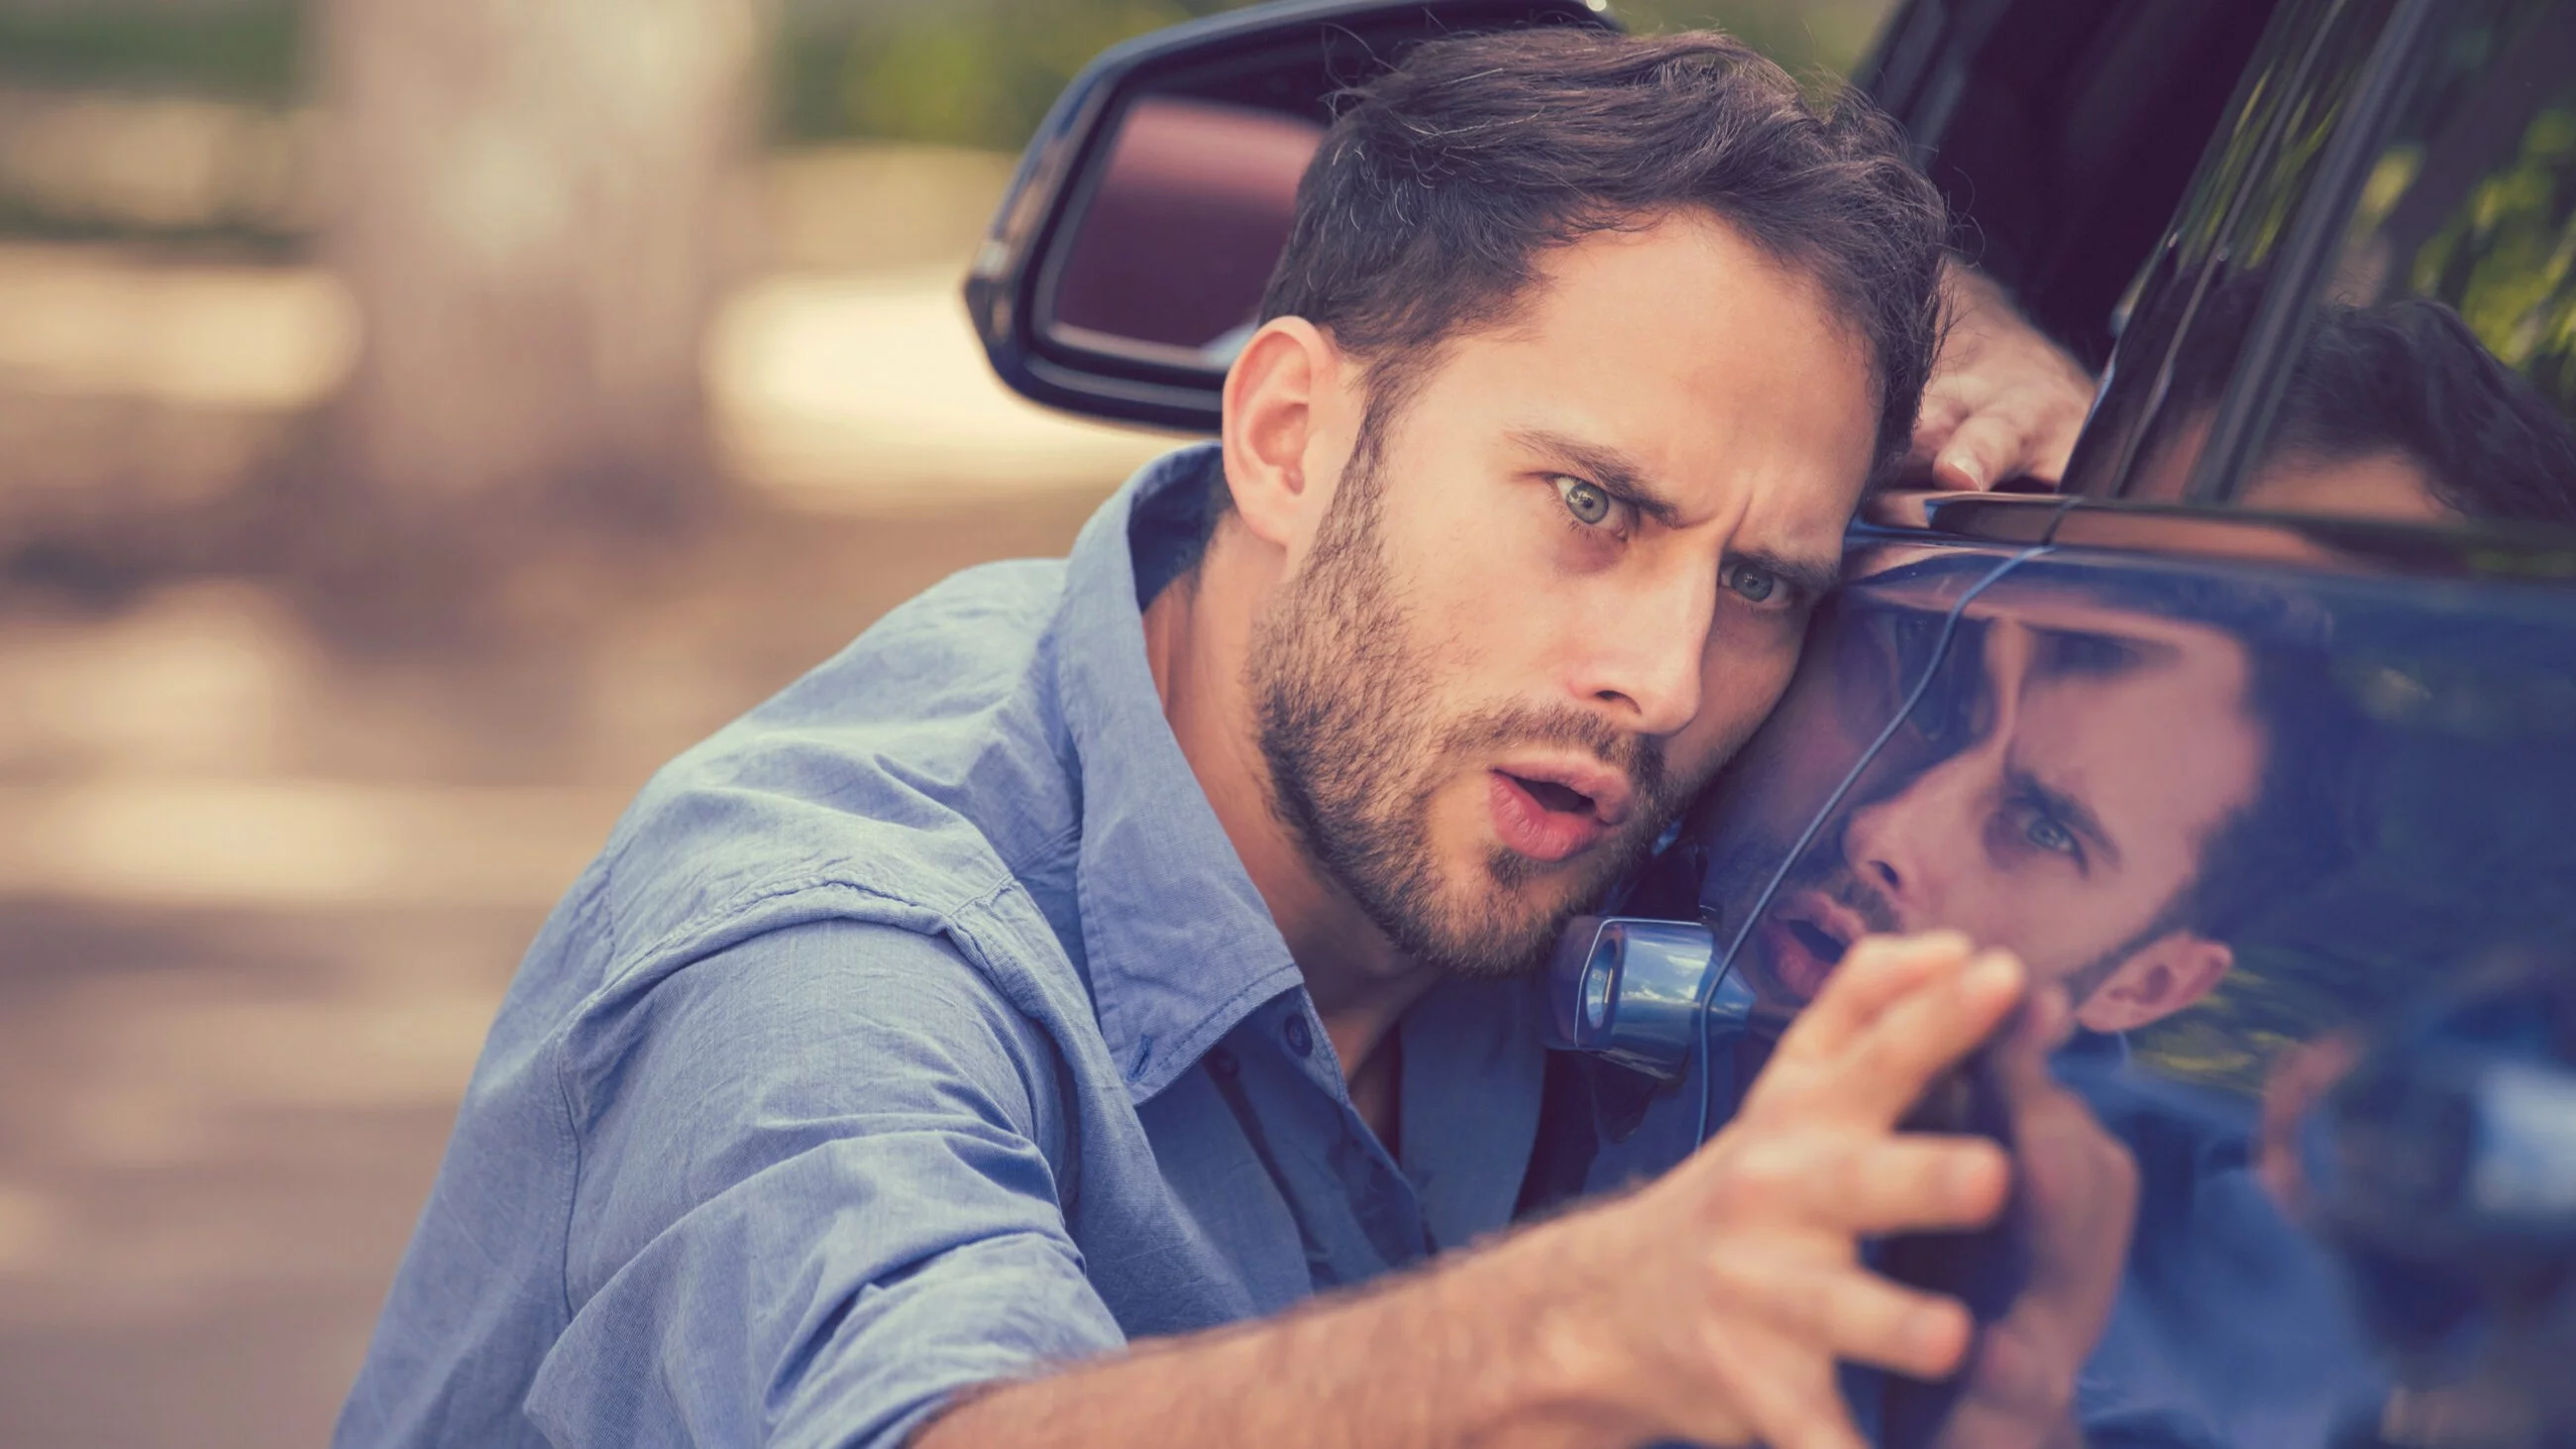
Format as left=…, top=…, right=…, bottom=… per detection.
left=2026, top=625, right=2173, bottom=681
left=1508, top=427, right=1845, bottom=598
left=1507, top=428, right=1687, bottom=528
left=1735, top=545, right=1845, bottom=602
left=2001, top=757, right=2124, bottom=871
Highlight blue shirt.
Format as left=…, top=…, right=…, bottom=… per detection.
left=337, top=444, right=1548, bottom=1449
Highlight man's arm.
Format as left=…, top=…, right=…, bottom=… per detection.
left=920, top=934, right=2034, bottom=1449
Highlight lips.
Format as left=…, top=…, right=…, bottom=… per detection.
left=1486, top=756, right=1634, bottom=865
left=1756, top=887, right=1870, bottom=1003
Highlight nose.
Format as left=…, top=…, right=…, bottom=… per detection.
left=1577, top=563, right=1716, bottom=737
left=1844, top=623, right=2024, bottom=920
left=1841, top=756, right=1970, bottom=916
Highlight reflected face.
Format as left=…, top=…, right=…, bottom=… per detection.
left=1711, top=592, right=2264, bottom=1029
left=1251, top=211, right=1879, bottom=978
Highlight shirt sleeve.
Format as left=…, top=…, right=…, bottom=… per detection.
left=522, top=917, right=1127, bottom=1449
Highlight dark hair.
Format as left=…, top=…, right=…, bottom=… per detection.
left=1257, top=27, right=1949, bottom=473
left=2265, top=298, right=2576, bottom=526
left=2149, top=279, right=2576, bottom=525
left=2170, top=636, right=2375, bottom=945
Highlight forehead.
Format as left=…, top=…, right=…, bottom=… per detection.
left=1402, top=212, right=1880, bottom=539
left=2011, top=616, right=2263, bottom=848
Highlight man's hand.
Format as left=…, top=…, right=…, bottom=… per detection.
left=918, top=932, right=2034, bottom=1449
left=1504, top=932, right=2029, bottom=1449
left=1931, top=990, right=2139, bottom=1449
left=1906, top=262, right=2096, bottom=492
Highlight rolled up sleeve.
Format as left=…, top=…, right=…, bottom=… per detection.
left=524, top=918, right=1126, bottom=1449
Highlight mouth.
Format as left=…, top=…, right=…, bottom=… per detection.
left=1757, top=888, right=1869, bottom=1002
left=1486, top=756, right=1634, bottom=865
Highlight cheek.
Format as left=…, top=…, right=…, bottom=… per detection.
left=1672, top=639, right=1802, bottom=788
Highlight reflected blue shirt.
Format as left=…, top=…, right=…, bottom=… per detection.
left=336, top=444, right=1547, bottom=1449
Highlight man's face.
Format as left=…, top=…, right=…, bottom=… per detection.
left=1710, top=590, right=2265, bottom=1027
left=1250, top=212, right=1879, bottom=978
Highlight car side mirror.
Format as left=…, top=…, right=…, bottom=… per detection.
left=964, top=0, right=1617, bottom=432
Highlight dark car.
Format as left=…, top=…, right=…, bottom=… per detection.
left=969, top=3, right=2576, bottom=1445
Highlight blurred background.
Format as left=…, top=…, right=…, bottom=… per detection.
left=0, top=1, right=1892, bottom=1443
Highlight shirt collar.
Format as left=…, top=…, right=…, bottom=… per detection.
left=1399, top=975, right=1547, bottom=1248
left=1056, top=444, right=1305, bottom=1103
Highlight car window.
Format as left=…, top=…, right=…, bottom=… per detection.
left=2211, top=0, right=2576, bottom=525
left=2061, top=0, right=2410, bottom=503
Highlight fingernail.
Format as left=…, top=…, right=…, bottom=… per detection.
left=1951, top=1144, right=2007, bottom=1204
left=1945, top=454, right=1986, bottom=490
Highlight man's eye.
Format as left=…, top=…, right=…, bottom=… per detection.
left=1554, top=475, right=1618, bottom=528
left=1724, top=562, right=1781, bottom=605
left=2023, top=811, right=2079, bottom=857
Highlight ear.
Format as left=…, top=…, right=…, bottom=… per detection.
left=1220, top=317, right=1343, bottom=550
left=2073, top=931, right=2233, bottom=1034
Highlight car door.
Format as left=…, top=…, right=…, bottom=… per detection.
left=1536, top=2, right=2576, bottom=1446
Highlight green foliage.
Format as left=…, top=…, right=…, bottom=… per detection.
left=0, top=2, right=301, bottom=101
left=774, top=0, right=1894, bottom=149
left=777, top=1, right=1260, bottom=149
left=0, top=0, right=1889, bottom=148
left=2411, top=102, right=2576, bottom=417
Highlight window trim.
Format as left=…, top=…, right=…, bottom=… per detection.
left=2183, top=0, right=2444, bottom=505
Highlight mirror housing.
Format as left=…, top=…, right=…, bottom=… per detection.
left=964, top=0, right=1619, bottom=432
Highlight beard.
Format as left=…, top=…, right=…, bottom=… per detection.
left=1243, top=419, right=1686, bottom=980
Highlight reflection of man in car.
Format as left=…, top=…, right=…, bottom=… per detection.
left=1681, top=567, right=2383, bottom=1445
left=1706, top=575, right=2367, bottom=1036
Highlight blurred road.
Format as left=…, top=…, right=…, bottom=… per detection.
left=0, top=169, right=1173, bottom=1441
left=0, top=494, right=1138, bottom=1447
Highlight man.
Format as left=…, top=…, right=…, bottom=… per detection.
left=341, top=29, right=2091, bottom=1449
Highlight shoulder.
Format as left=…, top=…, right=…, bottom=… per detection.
left=569, top=918, right=1071, bottom=1146
left=591, top=557, right=1087, bottom=977
left=547, top=917, right=1119, bottom=1393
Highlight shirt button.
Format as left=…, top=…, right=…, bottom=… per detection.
left=1283, top=1014, right=1314, bottom=1058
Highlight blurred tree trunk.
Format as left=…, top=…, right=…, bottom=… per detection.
left=316, top=0, right=766, bottom=563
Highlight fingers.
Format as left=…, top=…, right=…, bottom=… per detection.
left=1717, top=1346, right=1869, bottom=1449
left=1990, top=984, right=2074, bottom=1099
left=1723, top=1131, right=2011, bottom=1237
left=1932, top=410, right=2044, bottom=492
left=1912, top=262, right=2093, bottom=492
left=1904, top=390, right=1972, bottom=472
left=2015, top=1097, right=2138, bottom=1298
left=1824, top=947, right=2027, bottom=1127
left=1931, top=1318, right=2085, bottom=1449
left=1711, top=1251, right=1977, bottom=1385
left=1777, top=930, right=1976, bottom=1059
